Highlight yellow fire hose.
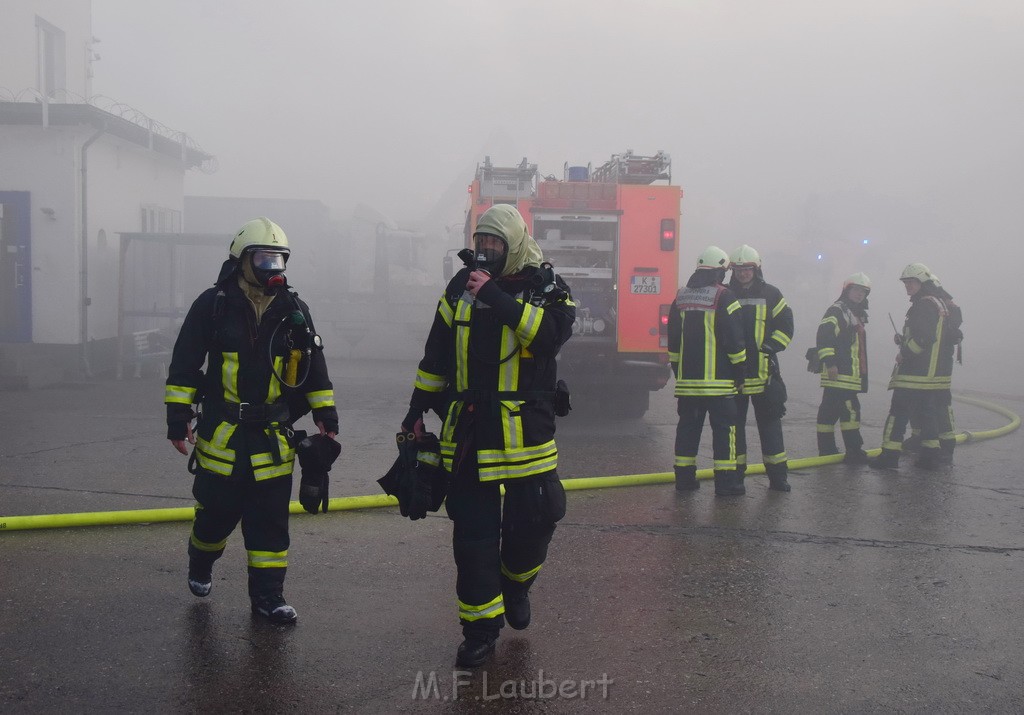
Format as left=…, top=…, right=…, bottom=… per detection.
left=1, top=394, right=1018, bottom=533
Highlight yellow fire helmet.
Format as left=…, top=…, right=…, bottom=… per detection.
left=229, top=217, right=290, bottom=259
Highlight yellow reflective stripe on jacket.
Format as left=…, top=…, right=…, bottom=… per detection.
left=501, top=561, right=542, bottom=583
left=266, top=356, right=284, bottom=403
left=253, top=462, right=294, bottom=480
left=438, top=297, right=455, bottom=327
left=306, top=389, right=335, bottom=409
left=726, top=300, right=740, bottom=314
left=500, top=400, right=525, bottom=452
left=515, top=303, right=543, bottom=347
left=771, top=330, right=791, bottom=347
left=477, top=442, right=558, bottom=482
left=771, top=298, right=789, bottom=318
left=248, top=550, right=288, bottom=568
left=667, top=350, right=680, bottom=362
left=415, top=369, right=447, bottom=392
left=905, top=338, right=925, bottom=355
left=674, top=379, right=737, bottom=397
left=728, top=349, right=745, bottom=364
left=821, top=374, right=862, bottom=389
left=196, top=451, right=233, bottom=476
left=454, top=298, right=473, bottom=392
left=165, top=384, right=197, bottom=405
left=888, top=374, right=951, bottom=389
left=497, top=326, right=520, bottom=392
left=458, top=594, right=505, bottom=621
left=221, top=352, right=240, bottom=403
left=189, top=532, right=228, bottom=552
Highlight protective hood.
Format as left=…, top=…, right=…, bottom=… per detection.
left=474, top=205, right=543, bottom=277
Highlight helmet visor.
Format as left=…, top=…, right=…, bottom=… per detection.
left=251, top=250, right=287, bottom=271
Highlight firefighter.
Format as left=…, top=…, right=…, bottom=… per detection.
left=814, top=273, right=871, bottom=462
left=668, top=246, right=747, bottom=496
left=728, top=245, right=794, bottom=492
left=401, top=204, right=575, bottom=668
left=165, top=217, right=338, bottom=624
left=870, top=263, right=956, bottom=471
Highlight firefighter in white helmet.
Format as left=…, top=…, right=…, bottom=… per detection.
left=871, top=263, right=961, bottom=471
left=668, top=246, right=747, bottom=495
left=727, top=245, right=794, bottom=491
left=813, top=272, right=871, bottom=461
left=164, top=217, right=339, bottom=624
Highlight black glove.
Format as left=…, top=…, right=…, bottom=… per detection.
left=296, top=432, right=342, bottom=514
left=166, top=404, right=195, bottom=440
left=402, top=406, right=425, bottom=432
left=759, top=343, right=776, bottom=355
left=311, top=407, right=339, bottom=435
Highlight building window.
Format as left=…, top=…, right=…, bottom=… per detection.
left=141, top=205, right=182, bottom=233
left=36, top=17, right=67, bottom=99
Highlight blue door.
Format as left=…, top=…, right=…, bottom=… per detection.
left=0, top=192, right=32, bottom=342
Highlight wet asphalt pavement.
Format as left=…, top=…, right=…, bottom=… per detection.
left=1, top=356, right=1022, bottom=713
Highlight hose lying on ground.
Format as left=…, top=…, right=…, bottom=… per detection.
left=1, top=394, right=1018, bottom=532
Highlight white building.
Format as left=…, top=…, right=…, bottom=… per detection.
left=0, top=0, right=213, bottom=387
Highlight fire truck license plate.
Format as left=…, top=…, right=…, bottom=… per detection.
left=630, top=275, right=661, bottom=294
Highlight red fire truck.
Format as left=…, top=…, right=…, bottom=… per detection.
left=457, top=151, right=682, bottom=417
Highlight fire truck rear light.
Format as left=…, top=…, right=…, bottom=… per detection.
left=659, top=219, right=676, bottom=251
left=659, top=304, right=670, bottom=335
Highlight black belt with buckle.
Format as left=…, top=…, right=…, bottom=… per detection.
left=206, top=401, right=291, bottom=424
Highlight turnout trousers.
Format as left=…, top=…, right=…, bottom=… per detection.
left=444, top=448, right=566, bottom=639
left=816, top=387, right=864, bottom=455
left=187, top=449, right=293, bottom=600
left=674, top=396, right=738, bottom=481
left=735, top=392, right=787, bottom=478
left=881, top=388, right=947, bottom=462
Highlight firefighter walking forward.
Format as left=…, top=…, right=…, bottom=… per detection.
left=728, top=245, right=794, bottom=492
left=870, top=263, right=958, bottom=471
left=814, top=273, right=871, bottom=463
left=401, top=205, right=575, bottom=668
left=668, top=246, right=747, bottom=496
left=165, top=217, right=338, bottom=624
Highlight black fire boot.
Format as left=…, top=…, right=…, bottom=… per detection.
left=456, top=632, right=497, bottom=668
left=674, top=466, right=699, bottom=492
left=915, top=447, right=943, bottom=471
left=939, top=439, right=955, bottom=465
left=869, top=448, right=901, bottom=471
left=714, top=470, right=745, bottom=496
left=843, top=448, right=869, bottom=464
left=504, top=591, right=531, bottom=631
left=902, top=433, right=922, bottom=454
left=251, top=594, right=298, bottom=624
left=187, top=561, right=213, bottom=598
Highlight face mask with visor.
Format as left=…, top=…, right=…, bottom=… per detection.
left=248, top=249, right=289, bottom=289
left=473, top=235, right=508, bottom=275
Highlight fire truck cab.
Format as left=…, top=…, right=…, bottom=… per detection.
left=460, top=151, right=682, bottom=417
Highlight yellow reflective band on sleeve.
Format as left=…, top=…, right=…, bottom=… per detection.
left=165, top=384, right=197, bottom=405
left=515, top=303, right=543, bottom=347
left=415, top=369, right=447, bottom=392
left=771, top=299, right=789, bottom=318
left=458, top=594, right=505, bottom=621
left=221, top=352, right=240, bottom=403
left=438, top=297, right=455, bottom=327
left=306, top=390, right=335, bottom=409
left=189, top=532, right=228, bottom=552
left=728, top=349, right=746, bottom=364
left=674, top=455, right=697, bottom=467
left=906, top=339, right=924, bottom=355
left=501, top=562, right=542, bottom=583
left=726, top=300, right=741, bottom=314
left=248, top=550, right=288, bottom=569
left=266, top=356, right=284, bottom=403
left=667, top=351, right=680, bottom=362
left=418, top=451, right=441, bottom=467
left=771, top=330, right=791, bottom=347
left=818, top=347, right=835, bottom=359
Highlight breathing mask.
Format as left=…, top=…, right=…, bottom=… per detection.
left=245, top=249, right=288, bottom=293
left=473, top=233, right=508, bottom=276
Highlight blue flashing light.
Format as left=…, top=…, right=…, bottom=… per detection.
left=816, top=253, right=823, bottom=261
left=862, top=239, right=870, bottom=245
